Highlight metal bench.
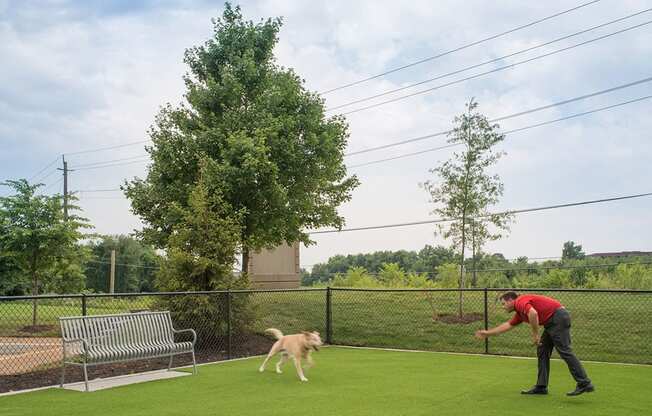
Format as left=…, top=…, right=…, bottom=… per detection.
left=59, top=311, right=197, bottom=391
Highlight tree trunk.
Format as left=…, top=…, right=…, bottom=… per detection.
left=242, top=247, right=250, bottom=276
left=472, top=223, right=477, bottom=287
left=30, top=258, right=38, bottom=327
left=459, top=216, right=466, bottom=318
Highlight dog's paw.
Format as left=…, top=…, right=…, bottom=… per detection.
left=300, top=377, right=308, bottom=382
left=258, top=367, right=265, bottom=373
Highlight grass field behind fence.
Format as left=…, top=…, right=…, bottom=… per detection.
left=1, top=289, right=651, bottom=364
left=246, top=290, right=652, bottom=364
left=2, top=348, right=651, bottom=416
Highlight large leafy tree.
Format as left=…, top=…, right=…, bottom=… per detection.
left=422, top=100, right=512, bottom=316
left=0, top=179, right=91, bottom=325
left=124, top=4, right=358, bottom=274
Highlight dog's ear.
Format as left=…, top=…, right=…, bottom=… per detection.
left=301, top=331, right=311, bottom=337
left=313, top=331, right=320, bottom=336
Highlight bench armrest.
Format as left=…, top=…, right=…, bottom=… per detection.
left=172, top=328, right=197, bottom=346
left=62, top=337, right=89, bottom=353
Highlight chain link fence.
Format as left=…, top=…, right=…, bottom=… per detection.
left=1, top=287, right=650, bottom=393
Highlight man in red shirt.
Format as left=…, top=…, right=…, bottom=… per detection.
left=475, top=291, right=594, bottom=396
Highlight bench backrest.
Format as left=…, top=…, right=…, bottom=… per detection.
left=60, top=311, right=175, bottom=349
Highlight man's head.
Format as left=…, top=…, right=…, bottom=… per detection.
left=499, top=291, right=519, bottom=312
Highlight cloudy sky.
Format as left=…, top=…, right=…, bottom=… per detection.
left=1, top=0, right=651, bottom=268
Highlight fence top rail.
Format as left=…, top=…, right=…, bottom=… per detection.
left=328, top=287, right=652, bottom=293
left=0, top=287, right=328, bottom=301
left=485, top=288, right=652, bottom=294
left=0, top=293, right=86, bottom=301
left=2, top=287, right=651, bottom=301
left=81, top=288, right=327, bottom=297
left=59, top=310, right=170, bottom=321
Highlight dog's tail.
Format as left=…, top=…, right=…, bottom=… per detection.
left=265, top=328, right=284, bottom=340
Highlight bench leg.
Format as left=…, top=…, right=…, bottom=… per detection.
left=168, top=355, right=174, bottom=371
left=60, top=345, right=66, bottom=388
left=83, top=363, right=89, bottom=392
left=192, top=351, right=197, bottom=375
left=60, top=363, right=66, bottom=388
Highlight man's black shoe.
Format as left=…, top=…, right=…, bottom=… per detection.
left=566, top=384, right=595, bottom=396
left=521, top=387, right=548, bottom=395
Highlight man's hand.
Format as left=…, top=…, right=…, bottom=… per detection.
left=531, top=333, right=541, bottom=346
left=475, top=329, right=489, bottom=340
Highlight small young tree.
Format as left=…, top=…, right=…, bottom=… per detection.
left=0, top=179, right=91, bottom=325
left=422, top=100, right=512, bottom=317
left=154, top=161, right=248, bottom=345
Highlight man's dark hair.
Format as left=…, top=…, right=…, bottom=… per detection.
left=499, top=291, right=518, bottom=301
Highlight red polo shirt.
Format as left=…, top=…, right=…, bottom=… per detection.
left=508, top=294, right=562, bottom=326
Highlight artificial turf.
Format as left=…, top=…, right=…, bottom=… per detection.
left=2, top=347, right=650, bottom=416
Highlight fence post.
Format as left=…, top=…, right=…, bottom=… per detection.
left=326, top=287, right=332, bottom=344
left=483, top=288, right=489, bottom=354
left=82, top=294, right=87, bottom=316
left=226, top=289, right=232, bottom=360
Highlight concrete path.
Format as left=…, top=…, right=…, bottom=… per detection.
left=61, top=369, right=192, bottom=392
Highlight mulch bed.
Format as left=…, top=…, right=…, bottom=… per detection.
left=20, top=325, right=56, bottom=334
left=0, top=334, right=272, bottom=394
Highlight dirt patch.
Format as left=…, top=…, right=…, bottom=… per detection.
left=434, top=313, right=484, bottom=324
left=0, top=333, right=272, bottom=394
left=0, top=337, right=63, bottom=376
left=20, top=325, right=56, bottom=334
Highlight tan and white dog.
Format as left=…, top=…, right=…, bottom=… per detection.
left=258, top=328, right=323, bottom=382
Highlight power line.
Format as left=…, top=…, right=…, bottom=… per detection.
left=64, top=140, right=151, bottom=157
left=42, top=177, right=64, bottom=193
left=28, top=156, right=62, bottom=182
left=347, top=94, right=652, bottom=169
left=75, top=188, right=121, bottom=193
left=327, top=9, right=652, bottom=111
left=70, top=154, right=150, bottom=169
left=319, top=0, right=602, bottom=94
left=71, top=158, right=150, bottom=171
left=308, top=192, right=652, bottom=234
left=33, top=168, right=61, bottom=184
left=78, top=196, right=128, bottom=200
left=85, top=259, right=160, bottom=269
left=338, top=20, right=652, bottom=116
left=57, top=95, right=652, bottom=205
left=345, top=75, right=652, bottom=157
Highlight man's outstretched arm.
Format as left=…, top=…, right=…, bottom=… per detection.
left=475, top=322, right=514, bottom=339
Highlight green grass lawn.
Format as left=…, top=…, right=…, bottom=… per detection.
left=1, top=347, right=650, bottom=416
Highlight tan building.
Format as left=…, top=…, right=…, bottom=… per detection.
left=248, top=242, right=301, bottom=289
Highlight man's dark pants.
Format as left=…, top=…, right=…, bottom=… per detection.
left=536, top=308, right=591, bottom=388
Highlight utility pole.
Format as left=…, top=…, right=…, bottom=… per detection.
left=110, top=250, right=116, bottom=294
left=57, top=155, right=69, bottom=221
